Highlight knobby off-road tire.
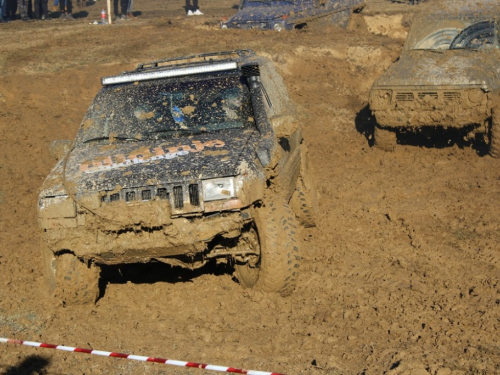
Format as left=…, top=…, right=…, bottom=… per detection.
left=290, top=177, right=318, bottom=228
left=41, top=241, right=100, bottom=306
left=242, top=202, right=300, bottom=296
left=234, top=227, right=260, bottom=288
left=374, top=125, right=397, bottom=152
left=490, top=107, right=500, bottom=158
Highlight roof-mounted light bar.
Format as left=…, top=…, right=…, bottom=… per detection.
left=101, top=61, right=238, bottom=86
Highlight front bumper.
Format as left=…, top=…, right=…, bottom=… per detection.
left=41, top=209, right=252, bottom=265
left=370, top=87, right=491, bottom=128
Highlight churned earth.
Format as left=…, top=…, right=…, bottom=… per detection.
left=1, top=0, right=500, bottom=374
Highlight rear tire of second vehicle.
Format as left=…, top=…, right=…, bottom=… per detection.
left=489, top=107, right=500, bottom=158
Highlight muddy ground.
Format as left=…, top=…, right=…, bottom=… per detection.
left=1, top=0, right=500, bottom=374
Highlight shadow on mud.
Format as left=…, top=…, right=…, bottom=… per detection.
left=99, top=260, right=234, bottom=288
left=2, top=355, right=50, bottom=375
left=355, top=104, right=490, bottom=156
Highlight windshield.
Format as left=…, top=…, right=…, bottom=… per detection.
left=406, top=17, right=498, bottom=51
left=78, top=75, right=255, bottom=143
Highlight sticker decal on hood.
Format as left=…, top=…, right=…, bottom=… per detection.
left=80, top=140, right=225, bottom=174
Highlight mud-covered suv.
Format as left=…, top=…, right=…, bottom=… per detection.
left=369, top=1, right=500, bottom=156
left=220, top=0, right=364, bottom=31
left=38, top=50, right=316, bottom=305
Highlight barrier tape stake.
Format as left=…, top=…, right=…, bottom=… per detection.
left=0, top=337, right=286, bottom=375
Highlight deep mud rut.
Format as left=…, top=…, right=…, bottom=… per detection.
left=1, top=0, right=500, bottom=374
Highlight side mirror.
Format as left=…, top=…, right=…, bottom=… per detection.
left=49, top=139, right=72, bottom=160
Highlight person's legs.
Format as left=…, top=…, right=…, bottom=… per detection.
left=126, top=0, right=133, bottom=17
left=34, top=0, right=41, bottom=18
left=41, top=0, right=49, bottom=17
left=17, top=0, right=28, bottom=18
left=119, top=0, right=126, bottom=17
left=6, top=0, right=16, bottom=18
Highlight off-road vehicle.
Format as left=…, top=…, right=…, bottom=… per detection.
left=220, top=0, right=364, bottom=31
left=369, top=0, right=500, bottom=156
left=38, top=50, right=316, bottom=305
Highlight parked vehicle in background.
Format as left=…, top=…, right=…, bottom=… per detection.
left=38, top=50, right=317, bottom=305
left=369, top=0, right=500, bottom=156
left=220, top=0, right=364, bottom=31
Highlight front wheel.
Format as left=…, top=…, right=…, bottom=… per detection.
left=490, top=107, right=500, bottom=158
left=235, top=202, right=300, bottom=296
left=41, top=242, right=100, bottom=306
left=290, top=177, right=317, bottom=228
left=374, top=125, right=397, bottom=151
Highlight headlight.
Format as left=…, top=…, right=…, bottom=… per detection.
left=202, top=178, right=235, bottom=201
left=39, top=195, right=76, bottom=218
left=38, top=195, right=77, bottom=229
left=273, top=23, right=283, bottom=32
left=369, top=89, right=393, bottom=109
left=467, top=88, right=485, bottom=104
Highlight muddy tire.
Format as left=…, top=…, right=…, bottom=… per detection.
left=374, top=125, right=397, bottom=151
left=234, top=227, right=260, bottom=288
left=252, top=202, right=300, bottom=296
left=290, top=177, right=317, bottom=228
left=490, top=107, right=500, bottom=158
left=41, top=242, right=100, bottom=306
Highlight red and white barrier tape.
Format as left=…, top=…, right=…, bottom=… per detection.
left=0, top=337, right=286, bottom=375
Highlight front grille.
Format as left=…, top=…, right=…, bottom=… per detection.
left=157, top=188, right=168, bottom=200
left=101, top=183, right=202, bottom=213
left=395, top=92, right=414, bottom=102
left=444, top=91, right=461, bottom=101
left=189, top=184, right=200, bottom=206
left=395, top=91, right=461, bottom=104
left=418, top=92, right=438, bottom=100
left=142, top=189, right=151, bottom=201
left=173, top=186, right=183, bottom=208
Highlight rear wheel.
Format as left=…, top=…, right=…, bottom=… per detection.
left=41, top=241, right=100, bottom=306
left=490, top=107, right=500, bottom=158
left=374, top=125, right=397, bottom=151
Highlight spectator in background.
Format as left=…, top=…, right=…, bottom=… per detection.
left=113, top=0, right=128, bottom=20
left=126, top=0, right=133, bottom=18
left=185, top=0, right=202, bottom=16
left=5, top=0, right=16, bottom=20
left=0, top=0, right=7, bottom=22
left=34, top=0, right=51, bottom=19
left=59, top=0, right=75, bottom=19
left=17, top=0, right=32, bottom=20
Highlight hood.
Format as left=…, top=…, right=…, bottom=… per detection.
left=63, top=129, right=258, bottom=198
left=374, top=51, right=500, bottom=88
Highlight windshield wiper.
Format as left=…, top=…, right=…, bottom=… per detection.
left=84, top=136, right=142, bottom=143
left=410, top=49, right=445, bottom=54
left=149, top=128, right=211, bottom=137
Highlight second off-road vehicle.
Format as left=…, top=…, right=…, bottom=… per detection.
left=38, top=50, right=316, bottom=305
left=369, top=0, right=500, bottom=156
left=220, top=0, right=364, bottom=31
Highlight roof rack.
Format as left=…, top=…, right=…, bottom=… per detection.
left=135, top=49, right=255, bottom=72
left=101, top=50, right=255, bottom=86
